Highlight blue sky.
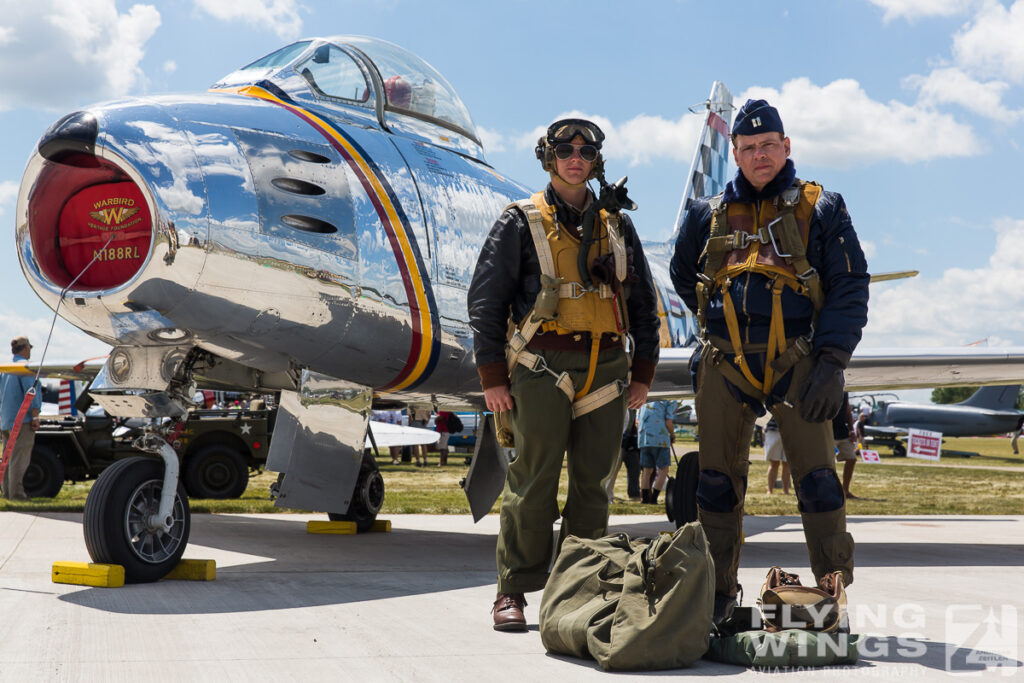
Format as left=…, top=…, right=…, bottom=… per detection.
left=2, top=0, right=1024, bottom=379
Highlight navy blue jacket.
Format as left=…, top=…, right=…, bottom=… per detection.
left=670, top=162, right=869, bottom=355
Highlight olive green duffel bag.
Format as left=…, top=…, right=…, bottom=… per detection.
left=539, top=522, right=715, bottom=671
left=705, top=606, right=860, bottom=668
left=707, top=627, right=860, bottom=667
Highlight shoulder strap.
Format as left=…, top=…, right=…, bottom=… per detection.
left=604, top=211, right=627, bottom=283
left=769, top=180, right=825, bottom=310
left=703, top=193, right=729, bottom=277
left=507, top=198, right=556, bottom=279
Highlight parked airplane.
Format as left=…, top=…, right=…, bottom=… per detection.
left=13, top=36, right=1024, bottom=582
left=855, top=385, right=1024, bottom=455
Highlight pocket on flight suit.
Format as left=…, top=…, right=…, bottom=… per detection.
left=819, top=531, right=855, bottom=570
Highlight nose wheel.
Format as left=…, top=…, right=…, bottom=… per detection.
left=84, top=456, right=191, bottom=583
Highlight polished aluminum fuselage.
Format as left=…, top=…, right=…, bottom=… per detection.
left=18, top=85, right=529, bottom=403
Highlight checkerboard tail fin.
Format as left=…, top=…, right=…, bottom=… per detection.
left=672, top=81, right=734, bottom=239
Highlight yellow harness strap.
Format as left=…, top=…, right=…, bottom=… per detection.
left=575, top=337, right=601, bottom=400
left=502, top=196, right=628, bottom=418
left=762, top=279, right=788, bottom=392
left=719, top=279, right=765, bottom=393
left=719, top=274, right=805, bottom=396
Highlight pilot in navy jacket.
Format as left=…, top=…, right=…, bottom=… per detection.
left=671, top=160, right=869, bottom=366
left=668, top=99, right=868, bottom=621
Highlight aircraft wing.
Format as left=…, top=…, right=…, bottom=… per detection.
left=649, top=345, right=1024, bottom=399
left=0, top=358, right=107, bottom=381
left=861, top=425, right=907, bottom=438
left=366, top=421, right=440, bottom=448
left=869, top=270, right=918, bottom=283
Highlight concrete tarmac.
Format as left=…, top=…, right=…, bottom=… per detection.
left=0, top=511, right=1020, bottom=681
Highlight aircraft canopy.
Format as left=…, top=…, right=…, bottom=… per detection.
left=221, top=36, right=479, bottom=144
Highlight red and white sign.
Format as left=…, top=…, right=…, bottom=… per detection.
left=860, top=449, right=881, bottom=463
left=907, top=428, right=942, bottom=461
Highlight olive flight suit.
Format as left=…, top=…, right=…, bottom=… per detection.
left=671, top=162, right=868, bottom=599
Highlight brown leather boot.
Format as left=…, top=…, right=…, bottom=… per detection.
left=492, top=592, right=527, bottom=632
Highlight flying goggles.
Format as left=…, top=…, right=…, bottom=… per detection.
left=546, top=118, right=605, bottom=146
left=536, top=118, right=606, bottom=177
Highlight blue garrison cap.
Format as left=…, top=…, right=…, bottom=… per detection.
left=732, top=99, right=784, bottom=137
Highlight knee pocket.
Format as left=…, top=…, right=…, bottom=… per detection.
left=697, top=469, right=742, bottom=513
left=797, top=468, right=845, bottom=513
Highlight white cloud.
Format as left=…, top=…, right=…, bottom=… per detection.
left=862, top=216, right=1024, bottom=347
left=476, top=126, right=506, bottom=154
left=163, top=60, right=178, bottom=74
left=192, top=0, right=303, bottom=41
left=0, top=0, right=160, bottom=110
left=906, top=67, right=1019, bottom=122
left=514, top=111, right=704, bottom=167
left=868, top=0, right=973, bottom=22
left=0, top=311, right=111, bottom=361
left=740, top=78, right=981, bottom=167
left=0, top=181, right=18, bottom=214
left=861, top=239, right=877, bottom=259
left=952, top=0, right=1024, bottom=83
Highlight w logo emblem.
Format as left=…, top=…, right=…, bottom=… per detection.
left=89, top=206, right=139, bottom=227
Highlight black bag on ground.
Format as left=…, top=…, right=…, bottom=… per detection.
left=539, top=522, right=715, bottom=671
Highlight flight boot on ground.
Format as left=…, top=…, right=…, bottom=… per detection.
left=492, top=592, right=527, bottom=632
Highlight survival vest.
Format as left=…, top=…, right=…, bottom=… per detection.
left=505, top=191, right=630, bottom=418
left=695, top=180, right=824, bottom=402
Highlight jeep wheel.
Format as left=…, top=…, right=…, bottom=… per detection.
left=84, top=456, right=190, bottom=583
left=184, top=444, right=249, bottom=499
left=25, top=444, right=65, bottom=498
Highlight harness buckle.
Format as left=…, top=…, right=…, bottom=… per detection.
left=796, top=266, right=819, bottom=282
left=565, top=281, right=587, bottom=299
left=525, top=353, right=547, bottom=372
left=525, top=352, right=565, bottom=382
left=508, top=332, right=528, bottom=354
left=794, top=335, right=811, bottom=357
left=766, top=217, right=793, bottom=258
left=623, top=332, right=635, bottom=357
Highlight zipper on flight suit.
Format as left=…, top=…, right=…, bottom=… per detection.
left=839, top=235, right=852, bottom=272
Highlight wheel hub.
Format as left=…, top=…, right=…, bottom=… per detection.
left=357, top=470, right=385, bottom=515
left=124, top=479, right=186, bottom=563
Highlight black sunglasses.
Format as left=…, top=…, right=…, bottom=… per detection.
left=553, top=143, right=598, bottom=162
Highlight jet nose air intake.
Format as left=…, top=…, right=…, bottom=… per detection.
left=27, top=111, right=153, bottom=291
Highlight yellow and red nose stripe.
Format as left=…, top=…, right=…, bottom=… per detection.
left=217, top=85, right=439, bottom=391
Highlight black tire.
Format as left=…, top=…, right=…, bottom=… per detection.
left=183, top=444, right=249, bottom=499
left=893, top=442, right=906, bottom=458
left=25, top=444, right=65, bottom=498
left=84, top=456, right=190, bottom=583
left=666, top=450, right=700, bottom=529
left=327, top=454, right=384, bottom=532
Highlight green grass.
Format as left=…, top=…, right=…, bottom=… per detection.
left=3, top=436, right=1021, bottom=516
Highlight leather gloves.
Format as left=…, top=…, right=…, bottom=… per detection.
left=798, top=347, right=851, bottom=423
